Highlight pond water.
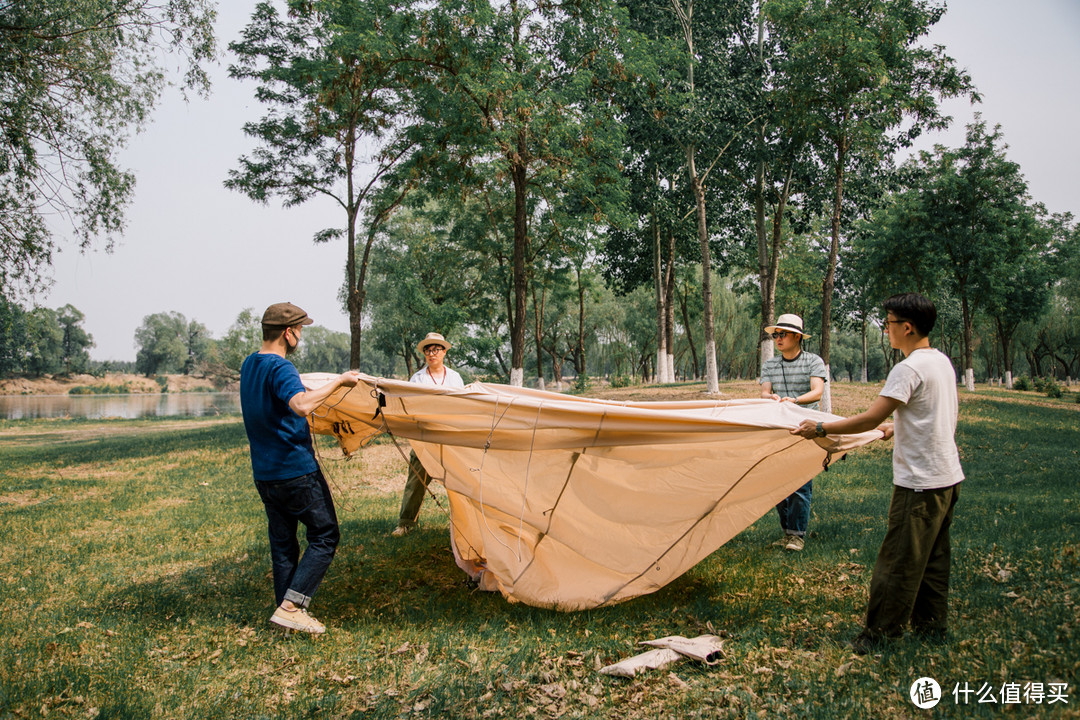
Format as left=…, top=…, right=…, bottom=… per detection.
left=0, top=393, right=241, bottom=420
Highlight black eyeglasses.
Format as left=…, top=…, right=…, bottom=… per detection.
left=770, top=331, right=791, bottom=339
left=423, top=346, right=445, bottom=354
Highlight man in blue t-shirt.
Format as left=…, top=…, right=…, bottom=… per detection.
left=240, top=302, right=360, bottom=634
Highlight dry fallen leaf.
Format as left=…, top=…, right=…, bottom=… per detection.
left=667, top=672, right=689, bottom=689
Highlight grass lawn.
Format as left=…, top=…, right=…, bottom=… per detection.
left=0, top=382, right=1077, bottom=719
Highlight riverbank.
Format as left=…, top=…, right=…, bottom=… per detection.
left=0, top=372, right=220, bottom=396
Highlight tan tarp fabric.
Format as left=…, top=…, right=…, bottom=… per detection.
left=302, top=373, right=882, bottom=610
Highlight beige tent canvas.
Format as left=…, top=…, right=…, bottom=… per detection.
left=302, top=373, right=882, bottom=610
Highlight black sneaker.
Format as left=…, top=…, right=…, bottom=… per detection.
left=850, top=632, right=879, bottom=656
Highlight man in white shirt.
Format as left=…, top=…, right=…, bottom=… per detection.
left=792, top=293, right=963, bottom=653
left=391, top=332, right=465, bottom=537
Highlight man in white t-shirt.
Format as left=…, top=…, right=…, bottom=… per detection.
left=792, top=293, right=963, bottom=654
left=391, top=332, right=465, bottom=537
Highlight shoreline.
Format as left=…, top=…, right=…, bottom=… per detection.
left=0, top=372, right=226, bottom=396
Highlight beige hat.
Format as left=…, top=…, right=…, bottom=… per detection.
left=764, top=313, right=810, bottom=338
left=416, top=332, right=452, bottom=354
left=262, top=302, right=314, bottom=328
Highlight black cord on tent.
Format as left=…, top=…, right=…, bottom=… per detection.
left=372, top=394, right=490, bottom=562
left=308, top=381, right=365, bottom=512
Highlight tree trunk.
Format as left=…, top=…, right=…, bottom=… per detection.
left=344, top=125, right=362, bottom=369
left=860, top=317, right=868, bottom=382
left=996, top=316, right=1015, bottom=388
left=652, top=204, right=669, bottom=383
left=348, top=222, right=375, bottom=370
left=820, top=136, right=847, bottom=413
left=510, top=139, right=529, bottom=387
left=756, top=166, right=791, bottom=376
left=687, top=144, right=719, bottom=394
left=532, top=283, right=546, bottom=390
left=960, top=290, right=975, bottom=391
left=576, top=266, right=587, bottom=379
left=678, top=286, right=699, bottom=378
left=664, top=229, right=676, bottom=381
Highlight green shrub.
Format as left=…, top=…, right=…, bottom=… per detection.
left=155, top=375, right=169, bottom=392
left=1012, top=375, right=1031, bottom=391
left=1044, top=378, right=1063, bottom=399
left=610, top=375, right=632, bottom=389
left=68, top=383, right=132, bottom=395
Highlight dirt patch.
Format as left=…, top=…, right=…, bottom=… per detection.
left=0, top=373, right=218, bottom=396
left=126, top=496, right=192, bottom=518
left=318, top=442, right=409, bottom=495
left=0, top=491, right=47, bottom=508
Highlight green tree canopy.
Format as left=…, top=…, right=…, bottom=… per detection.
left=861, top=119, right=1045, bottom=387
left=0, top=0, right=216, bottom=298
left=134, top=311, right=189, bottom=376
left=765, top=0, right=975, bottom=384
left=227, top=0, right=416, bottom=367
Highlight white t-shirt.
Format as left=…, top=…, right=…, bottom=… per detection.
left=879, top=348, right=964, bottom=490
left=409, top=366, right=465, bottom=389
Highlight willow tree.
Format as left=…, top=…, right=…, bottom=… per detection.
left=0, top=0, right=215, bottom=298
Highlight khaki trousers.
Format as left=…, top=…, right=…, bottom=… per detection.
left=398, top=450, right=431, bottom=528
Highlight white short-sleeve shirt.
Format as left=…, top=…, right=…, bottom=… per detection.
left=409, top=366, right=465, bottom=389
left=879, top=348, right=964, bottom=490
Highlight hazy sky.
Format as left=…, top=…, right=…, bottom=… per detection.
left=44, top=0, right=1080, bottom=362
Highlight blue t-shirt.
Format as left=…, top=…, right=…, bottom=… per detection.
left=240, top=352, right=317, bottom=482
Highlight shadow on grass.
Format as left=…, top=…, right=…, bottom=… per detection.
left=0, top=421, right=248, bottom=468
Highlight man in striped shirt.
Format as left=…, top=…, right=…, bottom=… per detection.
left=760, top=313, right=827, bottom=551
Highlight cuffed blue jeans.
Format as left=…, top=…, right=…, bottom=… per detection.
left=255, top=468, right=340, bottom=609
left=776, top=479, right=812, bottom=536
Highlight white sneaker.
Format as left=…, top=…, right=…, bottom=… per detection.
left=784, top=535, right=805, bottom=552
left=270, top=606, right=326, bottom=634
left=391, top=525, right=413, bottom=538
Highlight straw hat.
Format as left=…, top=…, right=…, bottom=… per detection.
left=763, top=313, right=810, bottom=338
left=415, top=332, right=452, bottom=354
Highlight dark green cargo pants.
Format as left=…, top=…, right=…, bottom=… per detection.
left=864, top=482, right=961, bottom=638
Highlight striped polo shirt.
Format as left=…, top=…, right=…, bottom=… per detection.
left=760, top=351, right=827, bottom=410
